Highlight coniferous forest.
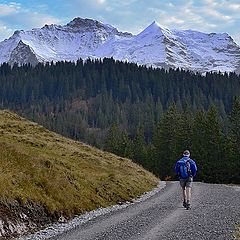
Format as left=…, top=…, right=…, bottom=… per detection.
left=0, top=58, right=239, bottom=183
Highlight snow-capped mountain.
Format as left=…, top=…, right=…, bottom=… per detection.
left=0, top=17, right=240, bottom=73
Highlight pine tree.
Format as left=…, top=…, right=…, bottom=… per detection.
left=153, top=104, right=181, bottom=179
left=227, top=97, right=240, bottom=183
left=177, top=104, right=194, bottom=153
left=104, top=123, right=122, bottom=155
left=203, top=106, right=224, bottom=183
left=133, top=125, right=147, bottom=166
left=229, top=97, right=240, bottom=150
left=119, top=130, right=134, bottom=159
left=191, top=110, right=207, bottom=181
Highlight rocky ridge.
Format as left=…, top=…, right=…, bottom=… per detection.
left=0, top=17, right=240, bottom=73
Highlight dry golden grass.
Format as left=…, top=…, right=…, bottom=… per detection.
left=0, top=110, right=158, bottom=219
left=235, top=225, right=240, bottom=239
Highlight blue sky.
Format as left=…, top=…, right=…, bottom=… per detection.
left=0, top=0, right=239, bottom=44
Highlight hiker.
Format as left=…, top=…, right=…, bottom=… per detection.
left=175, top=150, right=197, bottom=210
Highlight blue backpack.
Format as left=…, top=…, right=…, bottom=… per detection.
left=179, top=160, right=192, bottom=178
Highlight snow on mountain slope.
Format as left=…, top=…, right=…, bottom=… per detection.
left=119, top=21, right=240, bottom=72
left=94, top=22, right=167, bottom=67
left=0, top=17, right=240, bottom=73
left=0, top=31, right=21, bottom=63
left=172, top=30, right=240, bottom=72
left=0, top=18, right=132, bottom=64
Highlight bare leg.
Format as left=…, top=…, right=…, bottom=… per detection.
left=186, top=187, right=191, bottom=203
left=182, top=188, right=186, bottom=202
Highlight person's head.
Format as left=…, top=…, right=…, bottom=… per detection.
left=183, top=150, right=190, bottom=157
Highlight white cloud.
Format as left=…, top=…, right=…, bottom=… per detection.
left=203, top=0, right=240, bottom=11
left=0, top=2, right=62, bottom=41
left=148, top=7, right=166, bottom=15
left=204, top=8, right=232, bottom=21
left=142, top=5, right=216, bottom=36
left=0, top=3, right=19, bottom=16
left=0, top=21, right=14, bottom=40
left=182, top=1, right=233, bottom=23
left=96, top=0, right=106, bottom=4
left=203, top=0, right=218, bottom=6
left=0, top=23, right=10, bottom=32
left=155, top=0, right=236, bottom=33
left=27, top=12, right=62, bottom=27
left=83, top=0, right=107, bottom=7
left=109, top=0, right=138, bottom=8
left=167, top=3, right=175, bottom=8
left=163, top=16, right=185, bottom=25
left=227, top=3, right=240, bottom=11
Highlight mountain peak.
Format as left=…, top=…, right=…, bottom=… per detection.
left=0, top=17, right=239, bottom=73
left=67, top=17, right=94, bottom=27
left=66, top=17, right=107, bottom=30
left=138, top=21, right=170, bottom=38
left=13, top=30, right=24, bottom=36
left=148, top=21, right=168, bottom=31
left=150, top=21, right=161, bottom=28
left=65, top=17, right=120, bottom=35
left=41, top=24, right=59, bottom=30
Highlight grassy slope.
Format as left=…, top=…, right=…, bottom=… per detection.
left=236, top=226, right=240, bottom=239
left=0, top=110, right=158, bottom=219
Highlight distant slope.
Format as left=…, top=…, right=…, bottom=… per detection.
left=0, top=110, right=158, bottom=238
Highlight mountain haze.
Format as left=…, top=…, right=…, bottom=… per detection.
left=0, top=17, right=240, bottom=73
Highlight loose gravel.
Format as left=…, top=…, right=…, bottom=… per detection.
left=18, top=182, right=240, bottom=240
left=18, top=181, right=166, bottom=240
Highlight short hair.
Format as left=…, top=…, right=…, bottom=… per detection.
left=183, top=150, right=190, bottom=156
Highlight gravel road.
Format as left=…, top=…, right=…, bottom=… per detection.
left=49, top=181, right=240, bottom=240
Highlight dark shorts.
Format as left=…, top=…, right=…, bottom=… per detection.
left=180, top=177, right=193, bottom=189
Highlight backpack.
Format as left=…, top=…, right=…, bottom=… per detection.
left=179, top=160, right=192, bottom=178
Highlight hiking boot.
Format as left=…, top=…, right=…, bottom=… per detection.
left=183, top=201, right=187, bottom=208
left=186, top=203, right=191, bottom=210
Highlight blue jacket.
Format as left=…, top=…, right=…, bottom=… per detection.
left=175, top=156, right=197, bottom=179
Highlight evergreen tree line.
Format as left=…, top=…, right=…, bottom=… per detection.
left=104, top=100, right=240, bottom=184
left=0, top=59, right=239, bottom=183
left=0, top=58, right=239, bottom=139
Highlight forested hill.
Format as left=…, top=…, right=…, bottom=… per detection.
left=1, top=59, right=240, bottom=112
left=0, top=58, right=239, bottom=183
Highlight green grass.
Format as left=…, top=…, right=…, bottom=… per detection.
left=0, top=110, right=159, bottom=219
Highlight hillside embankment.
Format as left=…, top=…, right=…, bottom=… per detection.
left=0, top=110, right=158, bottom=239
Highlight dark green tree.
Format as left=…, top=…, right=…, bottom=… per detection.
left=133, top=125, right=148, bottom=166
left=153, top=104, right=181, bottom=179
left=226, top=97, right=240, bottom=183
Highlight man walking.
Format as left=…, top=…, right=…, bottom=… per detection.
left=175, top=150, right=197, bottom=210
